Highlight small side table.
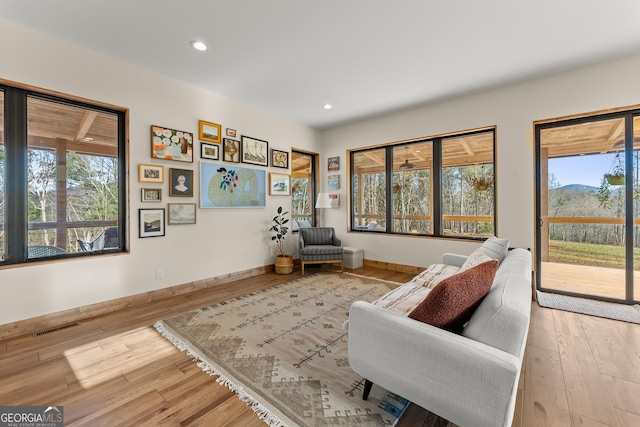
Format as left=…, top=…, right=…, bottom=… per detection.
left=343, top=247, right=364, bottom=269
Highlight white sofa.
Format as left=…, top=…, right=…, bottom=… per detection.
left=348, top=248, right=532, bottom=427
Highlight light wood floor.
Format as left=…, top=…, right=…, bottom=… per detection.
left=1, top=265, right=639, bottom=426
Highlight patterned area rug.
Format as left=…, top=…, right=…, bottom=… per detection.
left=155, top=273, right=414, bottom=426
left=537, top=291, right=640, bottom=324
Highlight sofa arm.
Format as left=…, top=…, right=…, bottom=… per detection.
left=442, top=252, right=467, bottom=267
left=333, top=236, right=342, bottom=246
left=348, top=301, right=521, bottom=427
left=299, top=234, right=305, bottom=249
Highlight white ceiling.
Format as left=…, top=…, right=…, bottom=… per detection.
left=2, top=0, right=640, bottom=130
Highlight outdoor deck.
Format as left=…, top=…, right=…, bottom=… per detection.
left=541, top=261, right=640, bottom=301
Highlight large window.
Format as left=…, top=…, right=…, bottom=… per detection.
left=350, top=127, right=495, bottom=239
left=1, top=84, right=127, bottom=264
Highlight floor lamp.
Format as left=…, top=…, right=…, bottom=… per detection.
left=315, top=193, right=332, bottom=226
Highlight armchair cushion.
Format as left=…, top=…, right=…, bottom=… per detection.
left=408, top=260, right=499, bottom=331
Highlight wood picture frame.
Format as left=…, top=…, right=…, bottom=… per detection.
left=141, top=188, right=162, bottom=202
left=198, top=120, right=221, bottom=143
left=328, top=156, right=340, bottom=171
left=151, top=125, right=193, bottom=163
left=139, top=208, right=165, bottom=238
left=222, top=138, right=240, bottom=163
left=138, top=163, right=164, bottom=183
left=168, top=203, right=197, bottom=225
left=200, top=142, right=219, bottom=160
left=269, top=172, right=291, bottom=196
left=168, top=168, right=194, bottom=197
left=241, top=135, right=269, bottom=166
left=271, top=149, right=289, bottom=169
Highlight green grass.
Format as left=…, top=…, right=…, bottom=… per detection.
left=549, top=240, right=640, bottom=269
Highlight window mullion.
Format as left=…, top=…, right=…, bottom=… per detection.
left=4, top=88, right=28, bottom=262
left=432, top=138, right=442, bottom=236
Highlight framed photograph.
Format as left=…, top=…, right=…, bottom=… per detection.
left=199, top=120, right=221, bottom=143
left=151, top=125, right=193, bottom=163
left=169, top=168, right=194, bottom=197
left=200, top=142, right=219, bottom=160
left=168, top=203, right=197, bottom=225
left=139, top=163, right=164, bottom=183
left=328, top=174, right=340, bottom=190
left=241, top=135, right=269, bottom=166
left=269, top=172, right=291, bottom=196
left=141, top=188, right=162, bottom=202
left=200, top=162, right=266, bottom=208
left=271, top=149, right=289, bottom=169
left=328, top=156, right=340, bottom=171
left=223, top=138, right=241, bottom=163
left=226, top=128, right=237, bottom=137
left=139, top=208, right=165, bottom=238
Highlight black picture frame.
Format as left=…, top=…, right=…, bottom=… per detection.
left=169, top=168, right=194, bottom=197
left=241, top=135, right=269, bottom=167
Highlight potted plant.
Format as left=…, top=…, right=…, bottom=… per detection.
left=270, top=206, right=293, bottom=274
left=604, top=161, right=625, bottom=186
left=470, top=176, right=493, bottom=191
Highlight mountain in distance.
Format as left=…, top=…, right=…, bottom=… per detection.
left=556, top=184, right=599, bottom=193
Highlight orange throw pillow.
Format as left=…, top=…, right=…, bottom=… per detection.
left=408, top=260, right=499, bottom=331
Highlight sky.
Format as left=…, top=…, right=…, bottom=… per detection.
left=549, top=153, right=623, bottom=188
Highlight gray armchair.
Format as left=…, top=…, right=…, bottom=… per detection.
left=299, top=227, right=344, bottom=275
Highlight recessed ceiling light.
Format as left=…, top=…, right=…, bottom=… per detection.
left=323, top=104, right=333, bottom=110
left=190, top=40, right=207, bottom=51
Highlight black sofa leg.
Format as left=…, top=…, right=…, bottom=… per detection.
left=363, top=379, right=373, bottom=400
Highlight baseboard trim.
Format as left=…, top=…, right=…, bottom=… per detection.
left=364, top=259, right=425, bottom=275
left=0, top=264, right=273, bottom=341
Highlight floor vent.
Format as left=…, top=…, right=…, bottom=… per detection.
left=35, top=322, right=80, bottom=336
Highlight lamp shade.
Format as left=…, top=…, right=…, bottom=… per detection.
left=315, top=193, right=332, bottom=209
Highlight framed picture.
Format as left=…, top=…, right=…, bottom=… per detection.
left=139, top=208, right=165, bottom=238
left=223, top=138, right=240, bottom=163
left=141, top=188, right=162, bottom=202
left=269, top=172, right=291, bottom=196
left=328, top=156, right=340, bottom=171
left=198, top=120, right=221, bottom=143
left=241, top=135, right=268, bottom=166
left=139, top=163, right=164, bottom=183
left=328, top=174, right=340, bottom=190
left=200, top=142, right=219, bottom=160
left=226, top=128, right=237, bottom=137
left=329, top=193, right=340, bottom=208
left=271, top=149, right=289, bottom=169
left=151, top=125, right=193, bottom=163
left=200, top=162, right=266, bottom=208
left=169, top=168, right=194, bottom=197
left=168, top=203, right=197, bottom=225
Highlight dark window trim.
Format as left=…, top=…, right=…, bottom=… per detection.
left=0, top=81, right=128, bottom=266
left=348, top=126, right=497, bottom=241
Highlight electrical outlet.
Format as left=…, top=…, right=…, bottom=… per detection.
left=156, top=268, right=165, bottom=280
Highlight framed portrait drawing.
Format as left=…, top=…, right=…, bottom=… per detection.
left=200, top=142, right=219, bottom=160
left=139, top=208, right=165, bottom=238
left=138, top=164, right=164, bottom=183
left=169, top=168, right=194, bottom=197
left=269, top=172, right=290, bottom=196
left=168, top=203, right=197, bottom=225
left=271, top=149, right=289, bottom=169
left=241, top=135, right=268, bottom=166
left=198, top=120, right=221, bottom=143
left=328, top=156, right=340, bottom=171
left=223, top=138, right=240, bottom=163
left=141, top=188, right=162, bottom=202
left=151, top=125, right=193, bottom=163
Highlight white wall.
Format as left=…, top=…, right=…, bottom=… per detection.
left=0, top=19, right=320, bottom=325
left=321, top=53, right=640, bottom=268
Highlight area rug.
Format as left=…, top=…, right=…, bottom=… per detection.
left=537, top=291, right=640, bottom=324
left=154, top=273, right=416, bottom=426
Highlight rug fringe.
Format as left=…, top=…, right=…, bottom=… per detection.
left=154, top=321, right=288, bottom=427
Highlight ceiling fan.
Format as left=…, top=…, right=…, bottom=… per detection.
left=399, top=146, right=415, bottom=170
